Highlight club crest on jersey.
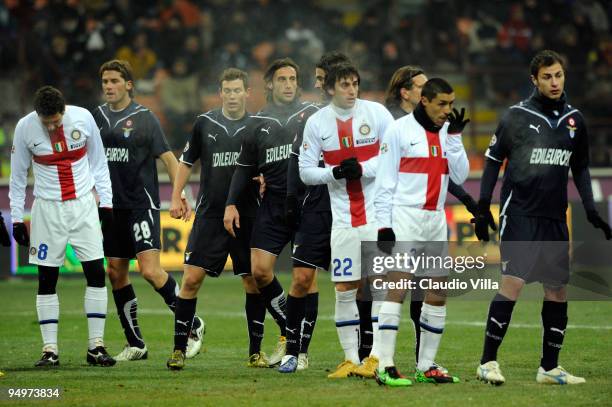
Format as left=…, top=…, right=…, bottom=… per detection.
left=359, top=123, right=371, bottom=136
left=71, top=129, right=81, bottom=140
left=122, top=127, right=133, bottom=138
left=30, top=247, right=37, bottom=256
left=380, top=143, right=388, bottom=153
left=302, top=142, right=309, bottom=151
left=341, top=137, right=352, bottom=148
left=566, top=117, right=577, bottom=139
left=53, top=142, right=64, bottom=153
left=430, top=146, right=440, bottom=157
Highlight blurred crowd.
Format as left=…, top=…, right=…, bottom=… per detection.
left=0, top=0, right=611, bottom=172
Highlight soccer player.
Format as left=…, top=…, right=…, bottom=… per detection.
left=10, top=86, right=115, bottom=367
left=474, top=50, right=611, bottom=385
left=166, top=68, right=265, bottom=370
left=375, top=78, right=469, bottom=386
left=299, top=62, right=394, bottom=378
left=278, top=51, right=350, bottom=373
left=224, top=58, right=320, bottom=367
left=0, top=212, right=9, bottom=247
left=383, top=66, right=486, bottom=370
left=93, top=60, right=204, bottom=361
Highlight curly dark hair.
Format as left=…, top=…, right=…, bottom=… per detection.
left=323, top=62, right=360, bottom=92
left=33, top=86, right=65, bottom=116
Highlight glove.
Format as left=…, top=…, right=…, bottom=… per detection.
left=447, top=107, right=470, bottom=134
left=586, top=210, right=611, bottom=240
left=332, top=157, right=363, bottom=180
left=377, top=227, right=396, bottom=255
left=470, top=199, right=497, bottom=241
left=0, top=212, right=10, bottom=247
left=98, top=207, right=114, bottom=237
left=461, top=194, right=479, bottom=219
left=12, top=222, right=30, bottom=247
left=284, top=194, right=299, bottom=229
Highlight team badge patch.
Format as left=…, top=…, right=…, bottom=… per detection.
left=342, top=137, right=352, bottom=148
left=566, top=117, right=577, bottom=139
left=431, top=146, right=439, bottom=157
left=489, top=135, right=497, bottom=146
left=71, top=129, right=81, bottom=140
left=53, top=142, right=63, bottom=153
left=380, top=143, right=388, bottom=153
left=302, top=142, right=309, bottom=151
left=30, top=247, right=37, bottom=256
left=359, top=124, right=371, bottom=135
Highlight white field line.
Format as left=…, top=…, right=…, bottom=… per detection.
left=6, top=309, right=612, bottom=330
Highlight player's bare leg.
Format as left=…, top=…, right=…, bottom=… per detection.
left=251, top=249, right=287, bottom=366
left=279, top=266, right=316, bottom=372
left=328, top=280, right=360, bottom=378
left=242, top=275, right=268, bottom=367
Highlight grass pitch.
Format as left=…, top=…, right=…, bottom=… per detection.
left=0, top=273, right=610, bottom=406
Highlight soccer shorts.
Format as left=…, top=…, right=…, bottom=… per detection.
left=392, top=206, right=449, bottom=278
left=499, top=215, right=569, bottom=286
left=330, top=222, right=378, bottom=282
left=29, top=190, right=104, bottom=267
left=251, top=192, right=293, bottom=256
left=292, top=211, right=332, bottom=270
left=184, top=216, right=253, bottom=277
left=103, top=208, right=161, bottom=259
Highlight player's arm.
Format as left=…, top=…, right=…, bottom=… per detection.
left=448, top=181, right=478, bottom=217
left=570, top=117, right=611, bottom=239
left=8, top=119, right=32, bottom=246
left=160, top=151, right=191, bottom=221
left=361, top=104, right=395, bottom=178
left=374, top=123, right=401, bottom=229
left=299, top=118, right=335, bottom=185
left=445, top=108, right=470, bottom=185
left=86, top=113, right=113, bottom=209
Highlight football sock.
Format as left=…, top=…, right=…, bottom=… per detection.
left=357, top=299, right=372, bottom=360
left=260, top=276, right=287, bottom=336
left=245, top=293, right=266, bottom=355
left=84, top=286, right=107, bottom=349
left=112, top=284, right=145, bottom=348
left=174, top=297, right=196, bottom=352
left=481, top=293, right=515, bottom=364
left=410, top=300, right=423, bottom=363
left=417, top=303, right=446, bottom=371
left=286, top=295, right=306, bottom=357
left=369, top=300, right=383, bottom=359
left=540, top=300, right=568, bottom=371
left=300, top=292, right=318, bottom=353
left=334, top=288, right=360, bottom=364
left=378, top=301, right=402, bottom=369
left=36, top=294, right=59, bottom=353
left=156, top=274, right=178, bottom=313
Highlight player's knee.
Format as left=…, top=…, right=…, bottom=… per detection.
left=106, top=263, right=128, bottom=286
left=292, top=272, right=313, bottom=295
left=38, top=265, right=59, bottom=295
left=82, top=259, right=106, bottom=287
left=181, top=271, right=204, bottom=295
left=241, top=275, right=259, bottom=294
left=252, top=266, right=272, bottom=286
left=140, top=265, right=163, bottom=284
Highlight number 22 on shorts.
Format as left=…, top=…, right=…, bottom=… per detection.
left=332, top=257, right=353, bottom=277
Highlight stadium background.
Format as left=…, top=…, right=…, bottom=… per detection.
left=0, top=0, right=611, bottom=274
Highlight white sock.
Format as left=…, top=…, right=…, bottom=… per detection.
left=36, top=294, right=59, bottom=353
left=417, top=303, right=446, bottom=371
left=369, top=300, right=383, bottom=359
left=334, top=288, right=360, bottom=364
left=378, top=301, right=402, bottom=369
left=85, top=286, right=107, bottom=349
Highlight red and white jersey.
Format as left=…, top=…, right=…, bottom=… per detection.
left=299, top=99, right=393, bottom=228
left=9, top=105, right=113, bottom=222
left=375, top=113, right=469, bottom=228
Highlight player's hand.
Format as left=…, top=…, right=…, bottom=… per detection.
left=180, top=192, right=192, bottom=222
left=377, top=228, right=396, bottom=255
left=169, top=194, right=184, bottom=219
left=253, top=174, right=266, bottom=198
left=470, top=199, right=497, bottom=241
left=12, top=222, right=30, bottom=247
left=333, top=157, right=362, bottom=180
left=0, top=212, right=10, bottom=247
left=284, top=194, right=299, bottom=229
left=447, top=107, right=470, bottom=134
left=586, top=210, right=611, bottom=240
left=98, top=207, right=114, bottom=237
left=223, top=205, right=240, bottom=238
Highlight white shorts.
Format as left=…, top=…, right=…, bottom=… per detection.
left=29, top=190, right=104, bottom=267
left=330, top=222, right=378, bottom=282
left=392, top=206, right=448, bottom=277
